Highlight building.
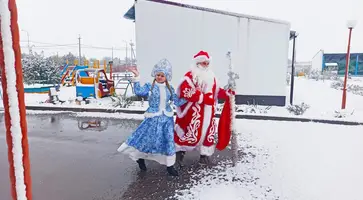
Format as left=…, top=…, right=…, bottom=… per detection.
left=124, top=0, right=292, bottom=106
left=287, top=60, right=312, bottom=75
left=312, top=50, right=363, bottom=76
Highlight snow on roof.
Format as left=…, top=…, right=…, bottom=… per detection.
left=124, top=0, right=290, bottom=25
left=325, top=63, right=338, bottom=66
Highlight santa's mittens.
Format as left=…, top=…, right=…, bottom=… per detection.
left=203, top=93, right=214, bottom=105
left=226, top=89, right=236, bottom=96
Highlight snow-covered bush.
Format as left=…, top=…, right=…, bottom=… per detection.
left=22, top=52, right=61, bottom=84
left=331, top=79, right=363, bottom=96
left=216, top=101, right=271, bottom=114
left=111, top=94, right=135, bottom=108
left=334, top=110, right=354, bottom=118
left=307, top=69, right=323, bottom=81
left=330, top=79, right=344, bottom=90
left=235, top=103, right=272, bottom=114
left=307, top=69, right=339, bottom=81
left=286, top=102, right=310, bottom=115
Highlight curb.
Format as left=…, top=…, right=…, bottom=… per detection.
left=24, top=105, right=363, bottom=126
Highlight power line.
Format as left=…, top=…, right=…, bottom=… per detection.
left=20, top=40, right=129, bottom=51
left=20, top=40, right=78, bottom=46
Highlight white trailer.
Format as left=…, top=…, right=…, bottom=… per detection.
left=124, top=0, right=291, bottom=106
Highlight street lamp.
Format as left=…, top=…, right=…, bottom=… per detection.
left=341, top=20, right=357, bottom=109
left=289, top=30, right=298, bottom=105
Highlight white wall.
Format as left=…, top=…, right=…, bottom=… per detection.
left=135, top=0, right=290, bottom=97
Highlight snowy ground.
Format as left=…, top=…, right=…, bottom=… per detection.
left=1, top=76, right=363, bottom=121
left=239, top=77, right=363, bottom=121
left=172, top=119, right=363, bottom=200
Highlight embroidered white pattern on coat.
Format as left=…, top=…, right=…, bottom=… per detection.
left=179, top=104, right=201, bottom=144
left=183, top=87, right=196, bottom=98
left=207, top=118, right=217, bottom=143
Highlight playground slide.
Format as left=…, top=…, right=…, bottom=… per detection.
left=60, top=64, right=69, bottom=76
left=61, top=70, right=69, bottom=85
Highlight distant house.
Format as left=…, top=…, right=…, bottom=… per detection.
left=112, top=64, right=137, bottom=73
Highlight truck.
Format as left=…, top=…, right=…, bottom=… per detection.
left=124, top=0, right=291, bottom=106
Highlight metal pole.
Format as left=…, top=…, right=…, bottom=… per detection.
left=126, top=42, right=128, bottom=67
left=112, top=47, right=114, bottom=62
left=289, top=34, right=296, bottom=105
left=341, top=28, right=353, bottom=109
left=78, top=35, right=82, bottom=66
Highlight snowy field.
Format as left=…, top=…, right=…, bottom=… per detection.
left=266, top=77, right=363, bottom=121
left=172, top=119, right=363, bottom=200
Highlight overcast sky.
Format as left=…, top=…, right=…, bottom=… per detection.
left=16, top=0, right=362, bottom=61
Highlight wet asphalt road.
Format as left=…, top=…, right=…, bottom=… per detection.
left=0, top=113, right=232, bottom=200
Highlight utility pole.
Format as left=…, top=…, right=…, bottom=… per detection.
left=130, top=41, right=135, bottom=66
left=21, top=29, right=30, bottom=54
left=126, top=42, right=128, bottom=67
left=112, top=47, right=114, bottom=62
left=78, top=35, right=82, bottom=66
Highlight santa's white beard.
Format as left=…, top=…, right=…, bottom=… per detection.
left=191, top=64, right=216, bottom=93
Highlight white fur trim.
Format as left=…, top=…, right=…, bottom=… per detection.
left=198, top=93, right=204, bottom=104
left=194, top=55, right=211, bottom=63
left=214, top=86, right=219, bottom=105
left=226, top=89, right=231, bottom=96
left=230, top=94, right=236, bottom=135
left=131, top=76, right=140, bottom=83
left=175, top=143, right=197, bottom=152
left=174, top=124, right=185, bottom=138
left=176, top=102, right=193, bottom=118
left=117, top=143, right=175, bottom=166
left=184, top=76, right=195, bottom=89
left=200, top=145, right=216, bottom=156
left=175, top=143, right=215, bottom=156
left=144, top=111, right=174, bottom=118
left=176, top=75, right=195, bottom=97
left=199, top=105, right=212, bottom=146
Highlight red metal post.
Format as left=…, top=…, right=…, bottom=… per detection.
left=0, top=0, right=32, bottom=199
left=341, top=28, right=353, bottom=109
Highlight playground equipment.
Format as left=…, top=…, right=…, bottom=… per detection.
left=114, top=72, right=135, bottom=97
left=61, top=59, right=112, bottom=86
left=75, top=68, right=115, bottom=99
left=61, top=65, right=88, bottom=86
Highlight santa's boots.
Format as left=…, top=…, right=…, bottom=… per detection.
left=199, top=155, right=210, bottom=165
left=166, top=166, right=179, bottom=176
left=176, top=151, right=186, bottom=167
left=136, top=159, right=147, bottom=171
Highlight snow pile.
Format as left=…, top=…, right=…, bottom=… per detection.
left=173, top=131, right=279, bottom=200
left=172, top=120, right=363, bottom=200
left=75, top=112, right=144, bottom=120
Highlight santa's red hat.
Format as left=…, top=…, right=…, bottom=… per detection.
left=193, top=50, right=211, bottom=63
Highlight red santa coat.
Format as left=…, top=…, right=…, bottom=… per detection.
left=174, top=71, right=229, bottom=156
